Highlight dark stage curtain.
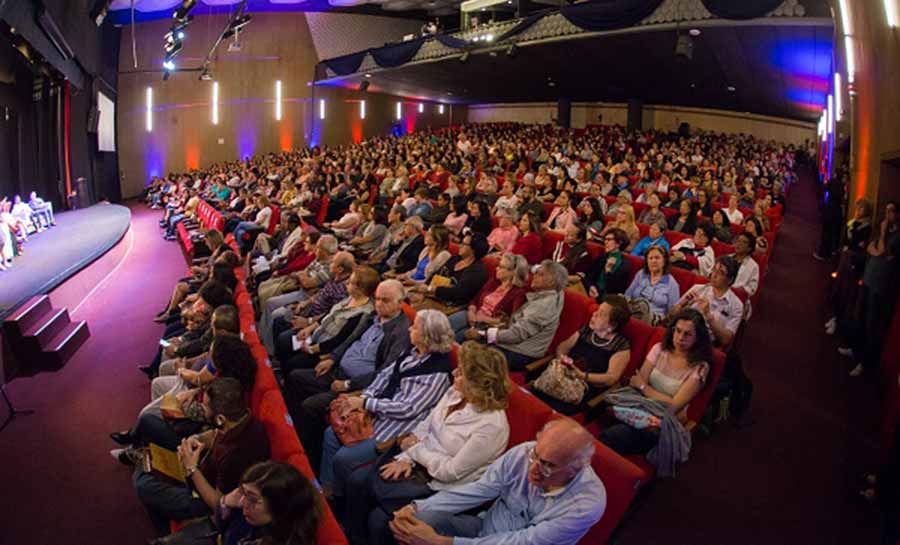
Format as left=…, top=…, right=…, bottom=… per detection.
left=496, top=14, right=544, bottom=42
left=560, top=0, right=665, bottom=31
left=323, top=52, right=367, bottom=76
left=435, top=34, right=470, bottom=50
left=370, top=38, right=427, bottom=68
left=701, top=0, right=784, bottom=19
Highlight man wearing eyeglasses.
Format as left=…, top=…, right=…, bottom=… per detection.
left=388, top=418, right=605, bottom=545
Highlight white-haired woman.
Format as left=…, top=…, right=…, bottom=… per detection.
left=448, top=252, right=529, bottom=342
left=320, top=310, right=454, bottom=514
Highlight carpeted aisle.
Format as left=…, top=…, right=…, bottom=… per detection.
left=0, top=202, right=185, bottom=545
left=616, top=167, right=885, bottom=545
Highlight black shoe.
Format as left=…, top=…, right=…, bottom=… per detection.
left=110, top=430, right=134, bottom=445
left=138, top=365, right=157, bottom=379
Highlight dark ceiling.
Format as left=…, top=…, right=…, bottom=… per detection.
left=324, top=22, right=833, bottom=122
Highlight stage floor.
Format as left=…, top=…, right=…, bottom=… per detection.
left=0, top=203, right=131, bottom=319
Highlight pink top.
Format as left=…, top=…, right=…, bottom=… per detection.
left=444, top=213, right=469, bottom=236
left=544, top=206, right=578, bottom=233
left=479, top=285, right=511, bottom=317
left=487, top=226, right=520, bottom=253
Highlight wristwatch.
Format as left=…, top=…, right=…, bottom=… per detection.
left=185, top=466, right=198, bottom=479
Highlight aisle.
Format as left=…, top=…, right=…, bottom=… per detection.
left=617, top=168, right=884, bottom=545
left=0, top=203, right=185, bottom=545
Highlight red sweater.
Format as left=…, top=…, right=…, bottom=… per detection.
left=511, top=232, right=543, bottom=265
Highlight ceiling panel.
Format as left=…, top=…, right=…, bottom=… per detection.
left=322, top=23, right=833, bottom=121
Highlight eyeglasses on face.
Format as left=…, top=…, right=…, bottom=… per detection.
left=528, top=446, right=556, bottom=478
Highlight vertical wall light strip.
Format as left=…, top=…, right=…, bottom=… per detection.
left=360, top=100, right=366, bottom=119
left=275, top=80, right=282, bottom=121
left=834, top=73, right=842, bottom=121
left=886, top=0, right=898, bottom=27
left=838, top=0, right=852, bottom=33
left=395, top=102, right=402, bottom=120
left=418, top=103, right=424, bottom=113
left=439, top=104, right=444, bottom=114
left=146, top=87, right=153, bottom=132
left=319, top=99, right=325, bottom=120
left=827, top=94, right=834, bottom=132
left=844, top=35, right=856, bottom=83
left=212, top=81, right=219, bottom=125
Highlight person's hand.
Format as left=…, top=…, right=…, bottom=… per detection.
left=331, top=379, right=349, bottom=393
left=173, top=358, right=188, bottom=371
left=464, top=328, right=481, bottom=341
left=392, top=503, right=418, bottom=524
left=588, top=286, right=599, bottom=298
left=380, top=460, right=414, bottom=481
left=314, top=358, right=335, bottom=378
left=390, top=514, right=447, bottom=545
left=164, top=344, right=177, bottom=358
left=693, top=297, right=710, bottom=317
left=342, top=396, right=365, bottom=413
left=466, top=306, right=477, bottom=324
left=629, top=374, right=646, bottom=390
left=177, top=436, right=205, bottom=471
left=175, top=388, right=196, bottom=405
left=222, top=487, right=244, bottom=509
left=291, top=316, right=309, bottom=330
left=399, top=434, right=420, bottom=451
left=672, top=251, right=685, bottom=261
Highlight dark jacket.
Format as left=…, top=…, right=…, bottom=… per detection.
left=389, top=234, right=425, bottom=274
left=331, top=311, right=412, bottom=390
left=432, top=257, right=489, bottom=307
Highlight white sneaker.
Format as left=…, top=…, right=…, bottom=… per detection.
left=825, top=317, right=836, bottom=330
left=849, top=364, right=864, bottom=377
left=838, top=347, right=854, bottom=357
left=825, top=322, right=837, bottom=336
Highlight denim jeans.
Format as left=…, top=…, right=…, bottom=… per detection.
left=320, top=426, right=378, bottom=498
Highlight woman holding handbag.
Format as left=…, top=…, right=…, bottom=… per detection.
left=532, top=294, right=631, bottom=415
left=346, top=342, right=512, bottom=545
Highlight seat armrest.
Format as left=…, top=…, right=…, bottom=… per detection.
left=524, top=355, right=554, bottom=373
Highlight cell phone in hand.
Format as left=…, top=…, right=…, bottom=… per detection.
left=159, top=339, right=172, bottom=348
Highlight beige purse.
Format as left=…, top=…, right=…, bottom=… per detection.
left=533, top=359, right=588, bottom=405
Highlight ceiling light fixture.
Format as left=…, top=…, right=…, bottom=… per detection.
left=727, top=86, right=736, bottom=92
left=689, top=28, right=701, bottom=36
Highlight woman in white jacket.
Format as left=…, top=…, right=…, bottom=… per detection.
left=347, top=341, right=512, bottom=545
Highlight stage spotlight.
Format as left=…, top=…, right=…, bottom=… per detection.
left=173, top=0, right=197, bottom=22
left=460, top=51, right=470, bottom=63
left=163, top=60, right=176, bottom=71
left=164, top=41, right=183, bottom=58
left=223, top=14, right=252, bottom=39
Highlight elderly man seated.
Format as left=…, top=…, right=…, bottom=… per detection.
left=387, top=418, right=605, bottom=545
left=282, top=279, right=411, bottom=470
left=465, top=260, right=567, bottom=371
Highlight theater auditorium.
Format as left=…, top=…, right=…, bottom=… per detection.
left=0, top=1, right=898, bottom=544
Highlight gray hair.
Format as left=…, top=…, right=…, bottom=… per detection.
left=318, top=234, right=338, bottom=254
left=539, top=419, right=595, bottom=472
left=539, top=260, right=569, bottom=292
left=333, top=251, right=355, bottom=274
left=414, top=309, right=454, bottom=354
left=405, top=216, right=424, bottom=231
left=501, top=253, right=530, bottom=288
left=379, top=279, right=406, bottom=302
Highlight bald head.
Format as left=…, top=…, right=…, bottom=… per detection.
left=528, top=418, right=595, bottom=489
left=331, top=251, right=356, bottom=278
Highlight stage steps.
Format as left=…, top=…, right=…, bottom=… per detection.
left=2, top=295, right=90, bottom=371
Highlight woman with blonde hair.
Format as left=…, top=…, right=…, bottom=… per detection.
left=349, top=341, right=512, bottom=545
left=602, top=204, right=640, bottom=251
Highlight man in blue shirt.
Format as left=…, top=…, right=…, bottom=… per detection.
left=388, top=418, right=606, bottom=545
left=282, top=279, right=411, bottom=470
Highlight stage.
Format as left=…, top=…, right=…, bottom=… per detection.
left=0, top=204, right=132, bottom=319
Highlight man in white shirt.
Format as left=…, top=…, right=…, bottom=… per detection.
left=389, top=418, right=605, bottom=545
left=670, top=222, right=716, bottom=278
left=669, top=255, right=744, bottom=346
left=731, top=233, right=760, bottom=297
left=724, top=194, right=745, bottom=225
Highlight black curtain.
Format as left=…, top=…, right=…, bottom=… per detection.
left=370, top=37, right=427, bottom=68
left=435, top=34, right=470, bottom=50
left=701, top=0, right=783, bottom=19
left=560, top=0, right=665, bottom=31
left=323, top=52, right=367, bottom=76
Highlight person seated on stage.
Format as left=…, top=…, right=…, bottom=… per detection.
left=260, top=250, right=354, bottom=355
left=11, top=195, right=39, bottom=234
left=275, top=265, right=379, bottom=372
left=320, top=310, right=454, bottom=518
left=110, top=324, right=255, bottom=456
left=388, top=418, right=604, bottom=545
left=0, top=211, right=15, bottom=269
left=157, top=461, right=321, bottom=545
left=667, top=255, right=743, bottom=347
left=281, top=279, right=411, bottom=472
left=350, top=341, right=512, bottom=545
left=129, top=377, right=270, bottom=536
left=1, top=197, right=29, bottom=246
left=464, top=260, right=566, bottom=371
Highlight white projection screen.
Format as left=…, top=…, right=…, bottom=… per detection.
left=97, top=91, right=116, bottom=152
